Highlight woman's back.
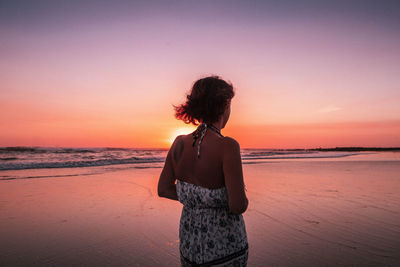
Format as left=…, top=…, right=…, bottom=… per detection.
left=175, top=130, right=226, bottom=189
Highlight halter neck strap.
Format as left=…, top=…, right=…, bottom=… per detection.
left=192, top=123, right=223, bottom=158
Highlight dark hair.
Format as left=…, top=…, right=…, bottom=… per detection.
left=174, top=75, right=235, bottom=125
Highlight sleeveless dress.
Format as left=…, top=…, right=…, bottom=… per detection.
left=176, top=179, right=248, bottom=266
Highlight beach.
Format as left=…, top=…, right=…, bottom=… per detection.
left=2, top=0, right=400, bottom=266
left=1, top=151, right=399, bottom=266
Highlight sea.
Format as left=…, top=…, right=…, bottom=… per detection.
left=0, top=146, right=367, bottom=172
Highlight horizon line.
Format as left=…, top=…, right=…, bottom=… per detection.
left=1, top=146, right=400, bottom=151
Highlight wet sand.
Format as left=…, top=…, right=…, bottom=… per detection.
left=0, top=153, right=399, bottom=266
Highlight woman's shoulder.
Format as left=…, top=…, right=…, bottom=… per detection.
left=171, top=133, right=192, bottom=144
left=222, top=136, right=240, bottom=148
left=169, top=133, right=193, bottom=153
left=169, top=135, right=187, bottom=154
left=221, top=136, right=241, bottom=157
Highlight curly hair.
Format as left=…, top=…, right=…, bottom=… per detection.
left=174, top=75, right=235, bottom=125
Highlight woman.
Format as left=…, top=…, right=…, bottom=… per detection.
left=158, top=75, right=248, bottom=266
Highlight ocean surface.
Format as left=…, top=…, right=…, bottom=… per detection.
left=0, top=146, right=367, bottom=171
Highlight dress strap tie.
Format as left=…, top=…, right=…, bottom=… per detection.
left=192, top=123, right=223, bottom=158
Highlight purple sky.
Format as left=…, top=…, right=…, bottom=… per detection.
left=1, top=0, right=399, bottom=148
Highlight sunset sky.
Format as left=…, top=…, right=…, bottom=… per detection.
left=1, top=0, right=399, bottom=148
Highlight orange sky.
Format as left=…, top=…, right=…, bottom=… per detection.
left=1, top=1, right=400, bottom=148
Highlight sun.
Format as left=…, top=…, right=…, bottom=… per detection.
left=167, top=126, right=196, bottom=145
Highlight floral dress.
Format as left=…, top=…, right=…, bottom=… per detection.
left=176, top=179, right=248, bottom=266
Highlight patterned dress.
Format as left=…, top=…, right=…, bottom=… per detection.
left=176, top=179, right=248, bottom=266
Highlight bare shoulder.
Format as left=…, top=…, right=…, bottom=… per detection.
left=170, top=135, right=186, bottom=163
left=222, top=136, right=240, bottom=150
left=171, top=134, right=183, bottom=144
left=170, top=134, right=185, bottom=151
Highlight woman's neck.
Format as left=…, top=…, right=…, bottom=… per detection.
left=211, top=120, right=223, bottom=131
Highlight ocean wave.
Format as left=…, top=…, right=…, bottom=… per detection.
left=0, top=157, right=19, bottom=160
left=0, top=146, right=168, bottom=154
left=242, top=152, right=360, bottom=161
left=0, top=156, right=164, bottom=170
left=242, top=150, right=317, bottom=157
left=53, top=148, right=97, bottom=153
left=0, top=147, right=367, bottom=171
left=0, top=147, right=47, bottom=153
left=0, top=146, right=98, bottom=154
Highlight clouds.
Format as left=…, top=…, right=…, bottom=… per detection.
left=317, top=105, right=342, bottom=113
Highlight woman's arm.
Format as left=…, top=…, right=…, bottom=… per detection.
left=222, top=137, right=248, bottom=214
left=157, top=137, right=180, bottom=201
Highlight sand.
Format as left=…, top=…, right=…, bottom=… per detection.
left=0, top=152, right=399, bottom=266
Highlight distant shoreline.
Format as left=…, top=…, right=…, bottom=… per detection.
left=293, top=147, right=400, bottom=152
left=1, top=146, right=400, bottom=152
left=243, top=147, right=400, bottom=152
